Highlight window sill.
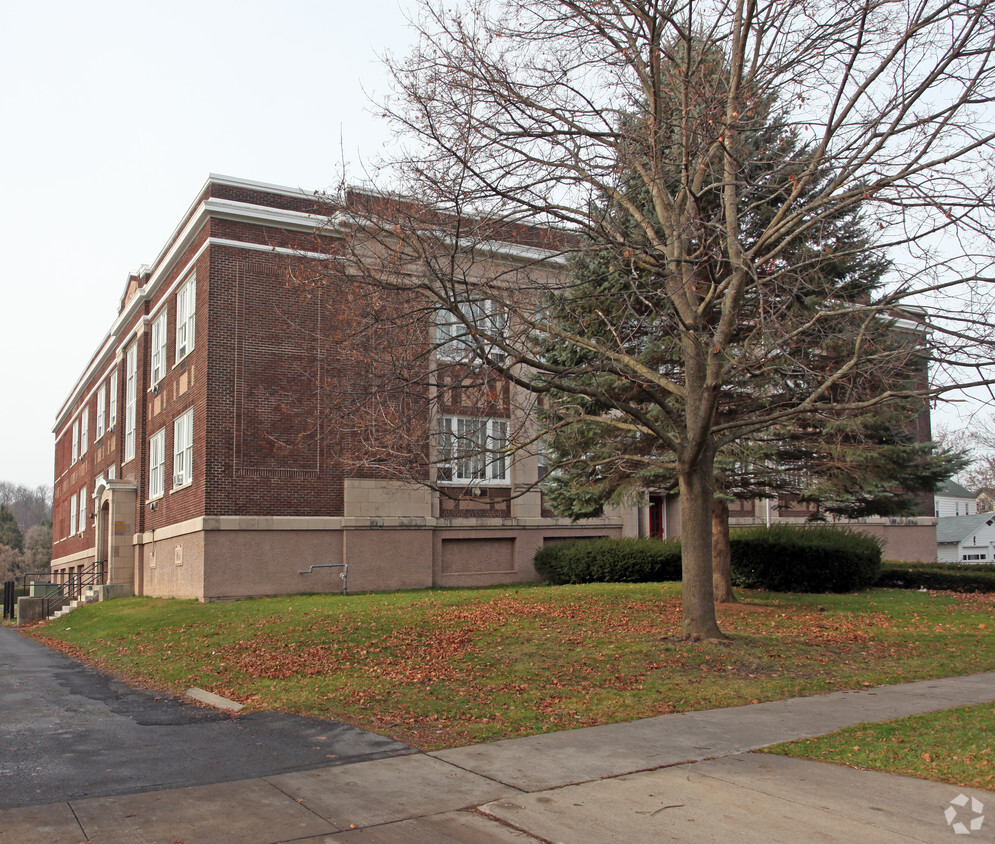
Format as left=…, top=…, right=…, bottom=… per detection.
left=173, top=350, right=193, bottom=369
left=438, top=482, right=511, bottom=488
left=170, top=480, right=193, bottom=493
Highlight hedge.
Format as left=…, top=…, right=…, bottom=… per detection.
left=876, top=560, right=995, bottom=593
left=728, top=524, right=882, bottom=593
left=533, top=537, right=682, bottom=585
left=532, top=525, right=888, bottom=593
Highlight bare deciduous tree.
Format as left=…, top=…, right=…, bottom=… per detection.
left=339, top=0, right=995, bottom=639
left=0, top=482, right=52, bottom=533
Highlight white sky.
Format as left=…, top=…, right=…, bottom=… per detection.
left=0, top=0, right=417, bottom=489
left=0, top=0, right=986, bottom=491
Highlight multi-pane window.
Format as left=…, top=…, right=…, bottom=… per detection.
left=537, top=438, right=550, bottom=481
left=79, top=406, right=88, bottom=456
left=109, top=370, right=118, bottom=430
left=437, top=416, right=508, bottom=483
left=125, top=344, right=137, bottom=462
left=173, top=409, right=193, bottom=487
left=69, top=493, right=77, bottom=536
left=150, top=311, right=168, bottom=384
left=436, top=300, right=507, bottom=362
left=175, top=274, right=196, bottom=360
left=71, top=419, right=79, bottom=464
left=79, top=485, right=86, bottom=533
left=149, top=429, right=165, bottom=499
left=95, top=384, right=106, bottom=439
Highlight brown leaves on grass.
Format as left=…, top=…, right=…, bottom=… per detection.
left=211, top=594, right=675, bottom=685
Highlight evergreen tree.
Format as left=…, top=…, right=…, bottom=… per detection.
left=0, top=505, right=23, bottom=553
left=538, top=78, right=963, bottom=595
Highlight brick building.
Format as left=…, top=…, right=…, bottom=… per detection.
left=51, top=175, right=623, bottom=601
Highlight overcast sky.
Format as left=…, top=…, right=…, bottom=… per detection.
left=0, top=0, right=986, bottom=491
left=0, top=0, right=417, bottom=488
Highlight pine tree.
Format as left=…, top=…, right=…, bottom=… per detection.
left=0, top=505, right=23, bottom=553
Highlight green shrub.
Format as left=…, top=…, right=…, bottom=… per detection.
left=730, top=525, right=882, bottom=593
left=876, top=560, right=995, bottom=593
left=534, top=537, right=682, bottom=585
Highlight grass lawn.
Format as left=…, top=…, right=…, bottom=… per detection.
left=763, top=703, right=994, bottom=791
left=24, top=584, right=994, bottom=755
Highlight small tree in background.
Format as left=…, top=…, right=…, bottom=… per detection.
left=0, top=545, right=25, bottom=583
left=22, top=522, right=52, bottom=573
left=0, top=505, right=23, bottom=553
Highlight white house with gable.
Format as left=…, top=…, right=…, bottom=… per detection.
left=936, top=513, right=995, bottom=563
left=934, top=480, right=978, bottom=518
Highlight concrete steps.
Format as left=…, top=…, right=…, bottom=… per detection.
left=51, top=587, right=99, bottom=620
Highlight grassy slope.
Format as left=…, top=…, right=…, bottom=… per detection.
left=26, top=584, right=994, bottom=755
left=764, top=703, right=994, bottom=791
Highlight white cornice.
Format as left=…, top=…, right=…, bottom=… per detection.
left=54, top=175, right=565, bottom=430
left=54, top=187, right=342, bottom=431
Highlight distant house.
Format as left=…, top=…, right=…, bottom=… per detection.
left=934, top=479, right=977, bottom=518
left=975, top=487, right=995, bottom=514
left=936, top=513, right=995, bottom=563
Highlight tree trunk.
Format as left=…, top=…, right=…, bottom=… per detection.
left=712, top=498, right=737, bottom=604
left=678, top=447, right=728, bottom=640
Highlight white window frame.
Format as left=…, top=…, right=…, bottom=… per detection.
left=71, top=419, right=79, bottom=464
left=150, top=311, right=168, bottom=384
left=125, top=344, right=137, bottom=462
left=175, top=273, right=196, bottom=361
left=79, top=406, right=88, bottom=456
left=96, top=383, right=106, bottom=439
left=173, top=408, right=193, bottom=488
left=69, top=493, right=77, bottom=536
left=109, top=370, right=118, bottom=430
left=107, top=464, right=116, bottom=480
left=436, top=299, right=507, bottom=362
left=78, top=485, right=86, bottom=534
left=437, top=416, right=508, bottom=483
left=149, top=429, right=166, bottom=500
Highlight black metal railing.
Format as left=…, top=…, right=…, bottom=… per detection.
left=34, top=561, right=107, bottom=619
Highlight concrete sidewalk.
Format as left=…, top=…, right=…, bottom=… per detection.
left=2, top=673, right=992, bottom=843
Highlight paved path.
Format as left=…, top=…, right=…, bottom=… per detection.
left=1, top=625, right=992, bottom=842
left=0, top=627, right=411, bottom=809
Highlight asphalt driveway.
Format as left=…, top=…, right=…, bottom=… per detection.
left=0, top=626, right=412, bottom=809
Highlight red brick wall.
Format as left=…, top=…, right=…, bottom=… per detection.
left=53, top=178, right=543, bottom=559
left=204, top=245, right=346, bottom=516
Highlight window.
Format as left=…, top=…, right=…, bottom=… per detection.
left=149, top=429, right=165, bottom=499
left=173, top=409, right=193, bottom=487
left=175, top=273, right=196, bottom=360
left=962, top=553, right=987, bottom=561
left=107, top=464, right=116, bottom=480
left=537, top=438, right=551, bottom=481
left=79, top=485, right=86, bottom=534
left=109, top=370, right=118, bottom=430
left=436, top=299, right=506, bottom=362
left=438, top=416, right=508, bottom=483
left=71, top=419, right=79, bottom=464
left=79, top=406, right=88, bottom=456
left=69, top=493, right=77, bottom=536
left=150, top=311, right=168, bottom=384
left=96, top=383, right=106, bottom=439
left=125, top=344, right=137, bottom=462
